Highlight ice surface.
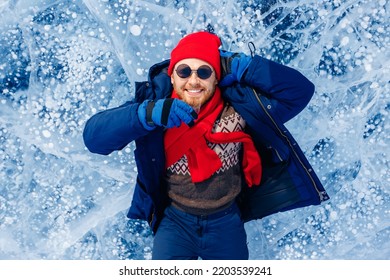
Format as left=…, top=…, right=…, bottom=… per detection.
left=0, top=0, right=388, bottom=260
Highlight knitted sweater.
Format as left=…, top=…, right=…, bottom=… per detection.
left=165, top=104, right=245, bottom=215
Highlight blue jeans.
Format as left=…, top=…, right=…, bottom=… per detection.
left=152, top=203, right=248, bottom=260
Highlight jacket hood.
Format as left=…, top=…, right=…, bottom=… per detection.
left=148, top=59, right=170, bottom=82
left=146, top=59, right=173, bottom=100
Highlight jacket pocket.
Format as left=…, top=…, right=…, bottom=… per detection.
left=267, top=145, right=286, bottom=163
left=238, top=160, right=300, bottom=222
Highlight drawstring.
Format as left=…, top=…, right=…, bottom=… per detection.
left=248, top=41, right=256, bottom=58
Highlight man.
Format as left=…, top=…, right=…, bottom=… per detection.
left=83, top=31, right=329, bottom=260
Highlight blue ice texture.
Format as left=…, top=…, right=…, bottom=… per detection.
left=0, top=0, right=388, bottom=260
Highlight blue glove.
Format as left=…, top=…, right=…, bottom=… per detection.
left=219, top=50, right=252, bottom=87
left=138, top=98, right=198, bottom=130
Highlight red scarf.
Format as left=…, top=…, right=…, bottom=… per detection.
left=164, top=88, right=262, bottom=187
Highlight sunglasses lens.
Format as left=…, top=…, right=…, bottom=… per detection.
left=197, top=65, right=213, bottom=79
left=175, top=64, right=213, bottom=79
left=176, top=64, right=192, bottom=78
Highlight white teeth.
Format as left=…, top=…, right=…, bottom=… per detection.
left=187, top=89, right=202, bottom=93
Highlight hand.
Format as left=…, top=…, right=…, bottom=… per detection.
left=219, top=50, right=252, bottom=87
left=138, top=98, right=198, bottom=130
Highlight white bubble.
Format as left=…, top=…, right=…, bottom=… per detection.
left=339, top=204, right=347, bottom=210
left=130, top=25, right=142, bottom=36
left=370, top=82, right=379, bottom=89
left=136, top=68, right=143, bottom=75
left=364, top=63, right=372, bottom=72
left=340, top=36, right=349, bottom=46
left=42, top=130, right=51, bottom=138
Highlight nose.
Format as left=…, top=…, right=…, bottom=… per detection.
left=187, top=71, right=200, bottom=84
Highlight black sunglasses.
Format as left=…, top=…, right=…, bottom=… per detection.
left=175, top=64, right=214, bottom=79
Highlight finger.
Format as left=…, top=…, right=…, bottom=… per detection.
left=175, top=100, right=198, bottom=119
left=175, top=107, right=198, bottom=125
left=168, top=111, right=182, bottom=127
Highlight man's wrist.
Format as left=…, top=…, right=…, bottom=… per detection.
left=138, top=100, right=156, bottom=130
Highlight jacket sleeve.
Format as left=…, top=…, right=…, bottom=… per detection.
left=243, top=55, right=315, bottom=123
left=83, top=101, right=151, bottom=155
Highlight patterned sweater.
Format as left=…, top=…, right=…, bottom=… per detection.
left=165, top=104, right=245, bottom=215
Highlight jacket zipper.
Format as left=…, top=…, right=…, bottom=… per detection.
left=149, top=212, right=155, bottom=227
left=252, top=88, right=326, bottom=201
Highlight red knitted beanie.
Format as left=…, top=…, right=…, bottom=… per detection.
left=168, top=31, right=222, bottom=80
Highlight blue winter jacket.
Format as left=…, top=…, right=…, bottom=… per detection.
left=83, top=55, right=329, bottom=233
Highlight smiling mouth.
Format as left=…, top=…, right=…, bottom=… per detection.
left=186, top=89, right=203, bottom=97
